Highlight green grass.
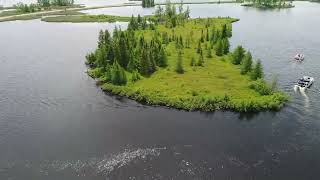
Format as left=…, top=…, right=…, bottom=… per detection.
left=90, top=18, right=288, bottom=112
left=41, top=14, right=132, bottom=23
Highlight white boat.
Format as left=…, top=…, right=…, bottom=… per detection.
left=297, top=76, right=314, bottom=88
left=294, top=54, right=304, bottom=61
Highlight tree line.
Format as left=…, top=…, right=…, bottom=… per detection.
left=142, top=0, right=155, bottom=8
left=244, top=0, right=291, bottom=8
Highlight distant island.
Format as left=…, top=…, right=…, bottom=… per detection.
left=86, top=1, right=288, bottom=112
left=242, top=0, right=294, bottom=9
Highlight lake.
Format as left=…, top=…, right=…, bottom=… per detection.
left=1, top=1, right=320, bottom=180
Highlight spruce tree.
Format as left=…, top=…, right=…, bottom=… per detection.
left=175, top=51, right=184, bottom=74
left=98, top=30, right=105, bottom=48
left=197, top=49, right=204, bottom=66
left=206, top=28, right=209, bottom=41
left=215, top=39, right=224, bottom=56
left=158, top=47, right=168, bottom=67
left=206, top=48, right=213, bottom=58
left=241, top=51, right=253, bottom=75
left=111, top=60, right=127, bottom=85
left=190, top=56, right=196, bottom=66
left=222, top=38, right=230, bottom=54
left=251, top=59, right=264, bottom=80
left=232, top=45, right=245, bottom=65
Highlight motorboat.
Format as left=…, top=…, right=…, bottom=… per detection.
left=294, top=54, right=304, bottom=61
left=296, top=76, right=314, bottom=88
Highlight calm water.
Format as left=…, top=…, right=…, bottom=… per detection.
left=1, top=1, right=320, bottom=180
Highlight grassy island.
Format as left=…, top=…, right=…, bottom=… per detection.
left=86, top=2, right=287, bottom=112
left=242, top=0, right=294, bottom=9
left=41, top=14, right=132, bottom=23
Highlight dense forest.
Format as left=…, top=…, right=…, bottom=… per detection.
left=86, top=1, right=192, bottom=85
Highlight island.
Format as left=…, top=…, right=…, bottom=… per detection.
left=242, top=0, right=294, bottom=9
left=85, top=2, right=288, bottom=112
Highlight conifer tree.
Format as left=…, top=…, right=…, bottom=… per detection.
left=206, top=48, right=213, bottom=58
left=190, top=56, right=196, bottom=66
left=251, top=60, right=264, bottom=80
left=215, top=39, right=224, bottom=56
left=98, top=30, right=105, bottom=48
left=197, top=49, right=204, bottom=66
left=111, top=60, right=127, bottom=85
left=241, top=51, right=253, bottom=75
left=175, top=51, right=184, bottom=74
left=232, top=45, right=245, bottom=65
left=158, top=47, right=168, bottom=67
left=222, top=38, right=230, bottom=54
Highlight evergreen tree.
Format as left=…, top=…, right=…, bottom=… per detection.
left=222, top=38, right=230, bottom=54
left=241, top=51, right=253, bottom=74
left=158, top=47, right=168, bottom=67
left=111, top=60, right=127, bottom=85
left=98, top=30, right=105, bottom=48
left=190, top=56, right=196, bottom=66
left=221, top=24, right=228, bottom=38
left=206, top=48, right=213, bottom=58
left=206, top=28, right=209, bottom=41
left=251, top=59, right=264, bottom=80
left=175, top=51, right=184, bottom=74
left=215, top=39, right=224, bottom=56
left=232, top=45, right=245, bottom=65
left=197, top=40, right=201, bottom=54
left=197, top=49, right=204, bottom=66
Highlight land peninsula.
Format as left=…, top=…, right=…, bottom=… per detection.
left=86, top=2, right=287, bottom=112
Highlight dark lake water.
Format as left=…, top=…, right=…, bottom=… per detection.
left=1, top=1, right=320, bottom=180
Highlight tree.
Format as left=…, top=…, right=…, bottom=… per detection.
left=222, top=38, right=230, bottom=54
left=215, top=39, right=224, bottom=56
left=241, top=51, right=253, bottom=74
left=175, top=51, right=184, bottom=74
left=251, top=59, right=264, bottom=80
left=190, top=56, right=196, bottom=66
left=206, top=48, right=212, bottom=58
left=158, top=47, right=168, bottom=67
left=232, top=45, right=245, bottom=65
left=197, top=49, right=204, bottom=66
left=98, top=30, right=105, bottom=48
left=111, top=61, right=127, bottom=85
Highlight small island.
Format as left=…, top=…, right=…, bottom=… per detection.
left=86, top=2, right=288, bottom=112
left=242, top=0, right=294, bottom=9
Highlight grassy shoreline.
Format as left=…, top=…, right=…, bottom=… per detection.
left=87, top=16, right=288, bottom=112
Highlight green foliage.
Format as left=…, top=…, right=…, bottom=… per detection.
left=232, top=45, right=245, bottom=65
left=251, top=59, right=264, bottom=80
left=249, top=79, right=272, bottom=95
left=197, top=49, right=204, bottom=66
left=175, top=51, right=184, bottom=74
left=111, top=61, right=127, bottom=85
left=241, top=51, right=253, bottom=74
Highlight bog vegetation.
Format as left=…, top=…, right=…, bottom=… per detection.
left=86, top=1, right=287, bottom=112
